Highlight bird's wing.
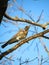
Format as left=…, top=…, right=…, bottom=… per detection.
left=1, top=29, right=24, bottom=48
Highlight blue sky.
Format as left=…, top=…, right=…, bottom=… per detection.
left=0, top=0, right=49, bottom=65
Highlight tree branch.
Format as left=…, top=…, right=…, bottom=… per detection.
left=4, top=13, right=47, bottom=29
left=43, top=36, right=49, bottom=39
left=0, top=29, right=49, bottom=60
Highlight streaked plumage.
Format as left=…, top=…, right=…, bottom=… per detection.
left=1, top=26, right=30, bottom=48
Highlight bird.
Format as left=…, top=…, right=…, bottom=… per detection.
left=1, top=25, right=30, bottom=48
left=0, top=0, right=8, bottom=24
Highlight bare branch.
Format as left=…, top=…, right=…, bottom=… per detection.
left=36, top=10, right=44, bottom=22
left=16, top=2, right=35, bottom=22
left=39, top=37, right=49, bottom=55
left=43, top=36, right=49, bottom=39
left=0, top=29, right=49, bottom=60
left=4, top=13, right=46, bottom=29
left=21, top=57, right=37, bottom=64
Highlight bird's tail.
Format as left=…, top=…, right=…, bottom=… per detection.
left=1, top=43, right=8, bottom=48
left=1, top=38, right=19, bottom=48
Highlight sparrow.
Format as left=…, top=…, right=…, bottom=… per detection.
left=1, top=25, right=30, bottom=48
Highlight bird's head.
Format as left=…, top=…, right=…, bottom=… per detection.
left=24, top=25, right=30, bottom=31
